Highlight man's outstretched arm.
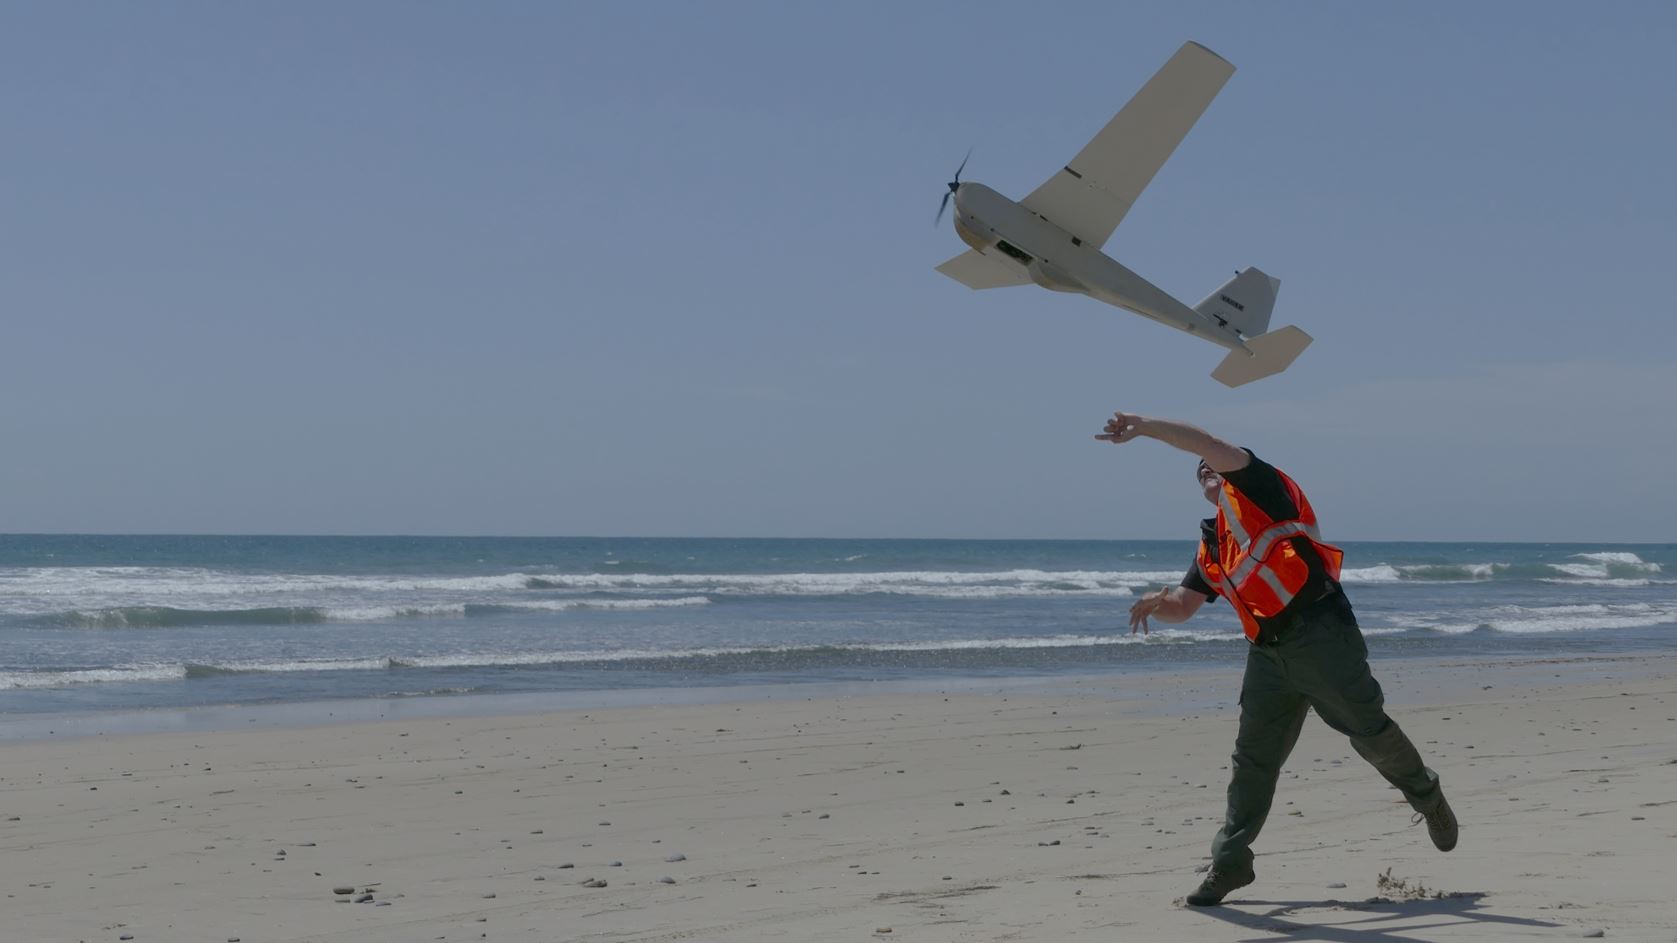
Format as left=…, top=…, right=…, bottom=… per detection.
left=1094, top=412, right=1250, bottom=473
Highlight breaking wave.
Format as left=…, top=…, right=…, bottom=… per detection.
left=28, top=597, right=715, bottom=628
left=461, top=597, right=712, bottom=616
left=1340, top=552, right=1663, bottom=584
left=46, top=606, right=333, bottom=628
left=183, top=658, right=396, bottom=677
left=522, top=569, right=1163, bottom=597
left=1411, top=602, right=1677, bottom=635
left=0, top=632, right=1251, bottom=689
left=0, top=665, right=188, bottom=689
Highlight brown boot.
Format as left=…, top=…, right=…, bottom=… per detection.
left=1413, top=790, right=1458, bottom=852
left=1185, top=865, right=1255, bottom=906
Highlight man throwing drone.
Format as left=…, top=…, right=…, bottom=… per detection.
left=1096, top=410, right=1457, bottom=906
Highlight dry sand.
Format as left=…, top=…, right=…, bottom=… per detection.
left=3, top=654, right=1676, bottom=942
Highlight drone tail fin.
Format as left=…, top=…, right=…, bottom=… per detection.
left=1194, top=267, right=1279, bottom=338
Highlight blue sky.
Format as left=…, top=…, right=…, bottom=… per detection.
left=1, top=2, right=1672, bottom=541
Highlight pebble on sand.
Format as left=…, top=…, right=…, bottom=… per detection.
left=665, top=853, right=686, bottom=862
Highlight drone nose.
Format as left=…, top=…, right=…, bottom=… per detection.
left=947, top=181, right=960, bottom=194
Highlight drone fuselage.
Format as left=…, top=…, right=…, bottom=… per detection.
left=950, top=183, right=1246, bottom=352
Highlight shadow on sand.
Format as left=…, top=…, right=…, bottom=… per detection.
left=1192, top=893, right=1567, bottom=943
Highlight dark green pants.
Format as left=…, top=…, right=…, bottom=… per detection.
left=1209, top=592, right=1441, bottom=872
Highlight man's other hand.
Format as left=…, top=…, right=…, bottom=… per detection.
left=1128, top=587, right=1168, bottom=635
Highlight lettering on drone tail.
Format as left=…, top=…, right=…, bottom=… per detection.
left=1219, top=294, right=1245, bottom=311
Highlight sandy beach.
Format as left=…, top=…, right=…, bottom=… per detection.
left=3, top=654, right=1675, bottom=943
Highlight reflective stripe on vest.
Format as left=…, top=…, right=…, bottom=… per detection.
left=1198, top=549, right=1303, bottom=615
left=1226, top=520, right=1325, bottom=585
left=1216, top=490, right=1250, bottom=546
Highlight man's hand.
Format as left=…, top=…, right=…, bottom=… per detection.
left=1092, top=411, right=1250, bottom=473
left=1095, top=411, right=1149, bottom=444
left=1128, top=587, right=1169, bottom=635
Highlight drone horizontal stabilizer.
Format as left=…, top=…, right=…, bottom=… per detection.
left=1210, top=325, right=1312, bottom=387
left=935, top=249, right=1031, bottom=290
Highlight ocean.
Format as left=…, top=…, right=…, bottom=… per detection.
left=0, top=535, right=1672, bottom=719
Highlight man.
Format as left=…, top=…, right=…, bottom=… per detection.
left=1095, top=410, right=1457, bottom=907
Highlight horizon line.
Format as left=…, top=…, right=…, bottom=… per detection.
left=1, top=532, right=1670, bottom=546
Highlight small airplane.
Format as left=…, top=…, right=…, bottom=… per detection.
left=934, top=41, right=1311, bottom=387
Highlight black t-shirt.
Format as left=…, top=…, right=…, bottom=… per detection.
left=1180, top=450, right=1338, bottom=636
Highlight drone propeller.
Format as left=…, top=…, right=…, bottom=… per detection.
left=935, top=149, right=972, bottom=226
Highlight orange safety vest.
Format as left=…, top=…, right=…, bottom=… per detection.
left=1195, top=467, right=1344, bottom=643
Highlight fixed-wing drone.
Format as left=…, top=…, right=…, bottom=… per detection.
left=935, top=41, right=1310, bottom=387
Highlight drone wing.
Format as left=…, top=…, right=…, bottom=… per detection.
left=935, top=249, right=1032, bottom=290
left=1020, top=41, right=1235, bottom=250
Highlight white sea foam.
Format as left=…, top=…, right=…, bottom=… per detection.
left=193, top=658, right=397, bottom=675
left=0, top=566, right=534, bottom=598
left=526, top=569, right=1165, bottom=597
left=1549, top=553, right=1663, bottom=580
left=1340, top=565, right=1404, bottom=583
left=478, top=597, right=714, bottom=613
left=1329, top=558, right=1672, bottom=584
left=322, top=604, right=469, bottom=621
left=389, top=632, right=1242, bottom=669
left=1342, top=562, right=1505, bottom=583
left=1537, top=578, right=1675, bottom=588
left=1570, top=552, right=1659, bottom=568
left=1416, top=602, right=1677, bottom=635
left=0, top=665, right=187, bottom=689
left=1549, top=563, right=1610, bottom=578
left=318, top=597, right=713, bottom=621
left=4, top=631, right=1247, bottom=685
left=0, top=566, right=1179, bottom=618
